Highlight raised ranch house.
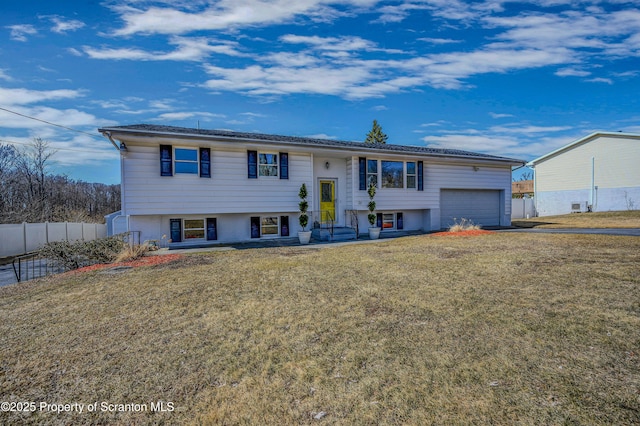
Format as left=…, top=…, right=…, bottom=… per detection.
left=99, top=124, right=523, bottom=246
left=528, top=132, right=640, bottom=216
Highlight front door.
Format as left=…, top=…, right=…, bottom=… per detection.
left=319, top=180, right=336, bottom=224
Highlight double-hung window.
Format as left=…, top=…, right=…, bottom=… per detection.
left=406, top=162, right=416, bottom=189
left=183, top=219, right=205, bottom=239
left=261, top=217, right=279, bottom=236
left=259, top=153, right=278, bottom=177
left=160, top=145, right=211, bottom=177
left=248, top=151, right=289, bottom=179
left=175, top=148, right=198, bottom=174
left=367, top=159, right=378, bottom=187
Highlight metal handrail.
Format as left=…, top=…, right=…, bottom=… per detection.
left=346, top=210, right=359, bottom=239
left=312, top=210, right=334, bottom=239
left=12, top=252, right=68, bottom=283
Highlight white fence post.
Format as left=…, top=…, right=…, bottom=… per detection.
left=0, top=221, right=107, bottom=257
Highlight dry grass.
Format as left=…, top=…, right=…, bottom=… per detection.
left=1, top=233, right=639, bottom=425
left=513, top=210, right=640, bottom=228
left=113, top=244, right=150, bottom=263
left=447, top=217, right=481, bottom=232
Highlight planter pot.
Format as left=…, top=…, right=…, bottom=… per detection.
left=298, top=231, right=312, bottom=245
left=368, top=227, right=381, bottom=240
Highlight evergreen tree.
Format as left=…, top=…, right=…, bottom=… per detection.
left=364, top=119, right=388, bottom=144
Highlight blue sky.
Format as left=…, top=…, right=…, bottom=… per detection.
left=1, top=0, right=639, bottom=184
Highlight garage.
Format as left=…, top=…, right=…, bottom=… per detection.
left=440, top=189, right=501, bottom=228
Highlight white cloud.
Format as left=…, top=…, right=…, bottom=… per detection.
left=151, top=111, right=225, bottom=121
left=0, top=69, right=13, bottom=81
left=420, top=119, right=585, bottom=159
left=202, top=63, right=374, bottom=98
left=0, top=105, right=101, bottom=129
left=281, top=34, right=376, bottom=52
left=306, top=133, right=337, bottom=139
left=86, top=1, right=640, bottom=101
left=489, top=124, right=572, bottom=134
left=84, top=36, right=244, bottom=61
left=489, top=112, right=513, bottom=119
left=7, top=24, right=37, bottom=42
left=555, top=67, right=591, bottom=77
left=109, top=0, right=377, bottom=36
left=48, top=16, right=85, bottom=33
left=586, top=77, right=613, bottom=84
left=418, top=38, right=462, bottom=45
left=0, top=87, right=83, bottom=106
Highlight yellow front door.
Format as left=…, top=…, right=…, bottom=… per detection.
left=319, top=180, right=336, bottom=224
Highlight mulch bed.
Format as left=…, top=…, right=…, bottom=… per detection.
left=69, top=254, right=184, bottom=274
left=434, top=230, right=496, bottom=237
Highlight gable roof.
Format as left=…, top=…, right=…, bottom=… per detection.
left=528, top=131, right=640, bottom=166
left=99, top=124, right=524, bottom=166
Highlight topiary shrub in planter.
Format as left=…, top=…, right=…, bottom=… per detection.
left=367, top=182, right=380, bottom=240
left=298, top=183, right=311, bottom=244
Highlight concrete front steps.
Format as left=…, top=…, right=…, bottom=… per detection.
left=311, top=227, right=357, bottom=242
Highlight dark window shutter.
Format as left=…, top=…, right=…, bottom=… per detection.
left=200, top=148, right=211, bottom=178
left=206, top=218, right=217, bottom=240
left=280, top=215, right=289, bottom=236
left=359, top=157, right=366, bottom=190
left=170, top=219, right=181, bottom=242
left=397, top=212, right=404, bottom=230
left=376, top=213, right=383, bottom=229
left=160, top=145, right=173, bottom=176
left=250, top=216, right=260, bottom=238
left=248, top=151, right=258, bottom=179
left=417, top=161, right=424, bottom=191
left=279, top=152, right=289, bottom=180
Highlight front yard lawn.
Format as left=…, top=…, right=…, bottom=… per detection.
left=1, top=233, right=639, bottom=425
left=513, top=210, right=640, bottom=228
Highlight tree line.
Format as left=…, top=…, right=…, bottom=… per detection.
left=0, top=138, right=120, bottom=224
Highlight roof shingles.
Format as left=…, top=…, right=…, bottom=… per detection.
left=99, top=124, right=524, bottom=164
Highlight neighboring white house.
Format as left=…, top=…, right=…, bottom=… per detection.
left=99, top=124, right=523, bottom=246
left=528, top=132, right=640, bottom=217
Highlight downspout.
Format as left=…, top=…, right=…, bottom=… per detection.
left=100, top=131, right=128, bottom=228
left=529, top=164, right=537, bottom=217
left=590, top=157, right=595, bottom=212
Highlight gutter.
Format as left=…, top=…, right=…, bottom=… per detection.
left=100, top=130, right=121, bottom=151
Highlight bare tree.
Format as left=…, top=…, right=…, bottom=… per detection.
left=0, top=138, right=120, bottom=224
left=15, top=138, right=57, bottom=221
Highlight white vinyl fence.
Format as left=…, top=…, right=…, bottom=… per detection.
left=511, top=197, right=536, bottom=219
left=0, top=222, right=107, bottom=258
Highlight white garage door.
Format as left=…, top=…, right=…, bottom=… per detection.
left=440, top=189, right=501, bottom=228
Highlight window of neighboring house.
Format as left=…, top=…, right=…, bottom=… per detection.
left=261, top=216, right=279, bottom=236
left=259, top=153, right=278, bottom=177
left=367, top=159, right=378, bottom=187
left=381, top=161, right=403, bottom=188
left=184, top=219, right=205, bottom=239
left=175, top=148, right=198, bottom=174
left=406, top=162, right=416, bottom=189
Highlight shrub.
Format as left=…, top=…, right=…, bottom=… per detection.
left=38, top=234, right=127, bottom=270
left=367, top=182, right=377, bottom=226
left=448, top=217, right=481, bottom=232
